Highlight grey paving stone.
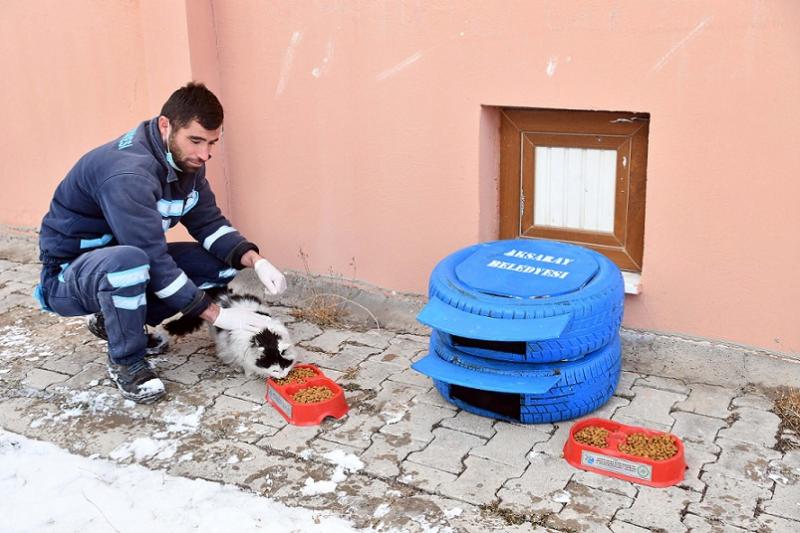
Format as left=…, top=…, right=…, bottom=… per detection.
left=318, top=408, right=384, bottom=450
left=717, top=407, right=781, bottom=448
left=257, top=423, right=321, bottom=455
left=160, top=354, right=218, bottom=385
left=761, top=480, right=800, bottom=522
left=439, top=409, right=497, bottom=439
left=609, top=520, right=652, bottom=533
left=203, top=394, right=281, bottom=443
left=637, top=375, right=690, bottom=394
left=615, top=485, right=700, bottom=532
left=316, top=344, right=378, bottom=372
left=530, top=421, right=567, bottom=457
left=570, top=469, right=638, bottom=499
left=407, top=427, right=486, bottom=474
left=680, top=443, right=717, bottom=493
left=23, top=368, right=69, bottom=389
left=612, top=414, right=673, bottom=433
left=286, top=320, right=322, bottom=343
left=688, top=471, right=770, bottom=530
left=346, top=329, right=393, bottom=350
left=760, top=452, right=800, bottom=522
left=60, top=362, right=109, bottom=389
left=470, top=422, right=550, bottom=468
left=380, top=403, right=455, bottom=441
left=731, top=391, right=775, bottom=411
left=39, top=348, right=97, bottom=376
left=548, top=481, right=633, bottom=533
left=612, top=385, right=686, bottom=429
left=254, top=399, right=290, bottom=429
left=359, top=432, right=428, bottom=478
left=497, top=452, right=573, bottom=515
left=591, top=395, right=631, bottom=420
left=674, top=383, right=737, bottom=419
left=388, top=366, right=434, bottom=388
left=439, top=455, right=523, bottom=505
left=383, top=335, right=428, bottom=360
left=168, top=439, right=285, bottom=488
left=704, top=437, right=780, bottom=488
left=224, top=376, right=268, bottom=404
left=757, top=513, right=800, bottom=533
left=671, top=411, right=726, bottom=453
left=307, top=436, right=363, bottom=459
left=0, top=292, right=37, bottom=311
left=399, top=460, right=457, bottom=493
left=289, top=345, right=331, bottom=368
left=413, top=386, right=457, bottom=410
left=338, top=359, right=396, bottom=390
left=0, top=396, right=47, bottom=433
left=682, top=513, right=749, bottom=532
left=302, top=329, right=353, bottom=353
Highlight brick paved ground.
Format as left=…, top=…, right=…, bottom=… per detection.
left=2, top=231, right=800, bottom=532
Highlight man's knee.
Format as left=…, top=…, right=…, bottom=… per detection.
left=104, top=246, right=150, bottom=290
left=107, top=246, right=149, bottom=270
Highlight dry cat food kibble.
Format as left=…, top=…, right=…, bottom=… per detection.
left=292, top=386, right=334, bottom=404
left=574, top=426, right=610, bottom=448
left=274, top=367, right=318, bottom=386
left=618, top=433, right=678, bottom=461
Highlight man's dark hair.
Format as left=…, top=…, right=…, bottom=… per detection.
left=160, top=82, right=223, bottom=130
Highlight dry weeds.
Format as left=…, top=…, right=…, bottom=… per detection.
left=290, top=249, right=379, bottom=330
left=774, top=387, right=800, bottom=451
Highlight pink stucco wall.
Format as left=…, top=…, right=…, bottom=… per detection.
left=1, top=1, right=797, bottom=354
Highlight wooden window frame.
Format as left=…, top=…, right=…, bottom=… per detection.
left=499, top=108, right=649, bottom=272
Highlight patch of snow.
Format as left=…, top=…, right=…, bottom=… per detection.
left=300, top=449, right=364, bottom=496
left=380, top=407, right=406, bottom=425
left=301, top=476, right=338, bottom=496
left=323, top=449, right=364, bottom=473
left=109, top=437, right=178, bottom=462
left=0, top=429, right=363, bottom=532
left=162, top=402, right=205, bottom=433
left=373, top=503, right=391, bottom=518
left=552, top=490, right=571, bottom=504
left=444, top=507, right=463, bottom=519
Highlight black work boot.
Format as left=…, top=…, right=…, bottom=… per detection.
left=106, top=358, right=166, bottom=404
left=87, top=313, right=169, bottom=356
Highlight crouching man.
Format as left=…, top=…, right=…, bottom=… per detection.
left=35, top=82, right=287, bottom=404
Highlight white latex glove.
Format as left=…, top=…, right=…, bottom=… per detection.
left=254, top=258, right=287, bottom=295
left=213, top=307, right=272, bottom=333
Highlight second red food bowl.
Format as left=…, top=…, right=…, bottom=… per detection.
left=563, top=417, right=686, bottom=487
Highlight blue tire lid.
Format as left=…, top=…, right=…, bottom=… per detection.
left=455, top=239, right=600, bottom=298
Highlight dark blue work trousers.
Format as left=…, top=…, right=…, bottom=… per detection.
left=39, top=243, right=235, bottom=365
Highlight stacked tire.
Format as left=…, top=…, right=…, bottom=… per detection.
left=411, top=238, right=623, bottom=424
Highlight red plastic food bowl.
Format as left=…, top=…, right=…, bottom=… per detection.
left=265, top=364, right=349, bottom=426
left=563, top=418, right=686, bottom=487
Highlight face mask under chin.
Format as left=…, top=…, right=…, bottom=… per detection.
left=165, top=150, right=183, bottom=172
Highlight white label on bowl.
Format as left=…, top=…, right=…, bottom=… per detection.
left=581, top=450, right=652, bottom=480
left=268, top=386, right=292, bottom=418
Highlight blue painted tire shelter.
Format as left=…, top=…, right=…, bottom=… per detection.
left=412, top=238, right=624, bottom=423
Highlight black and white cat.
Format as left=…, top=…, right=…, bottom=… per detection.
left=164, top=291, right=296, bottom=379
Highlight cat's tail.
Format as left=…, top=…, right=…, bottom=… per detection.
left=163, top=314, right=205, bottom=336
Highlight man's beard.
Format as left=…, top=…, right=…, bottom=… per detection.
left=167, top=134, right=198, bottom=173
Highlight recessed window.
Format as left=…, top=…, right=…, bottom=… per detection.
left=499, top=108, right=650, bottom=272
